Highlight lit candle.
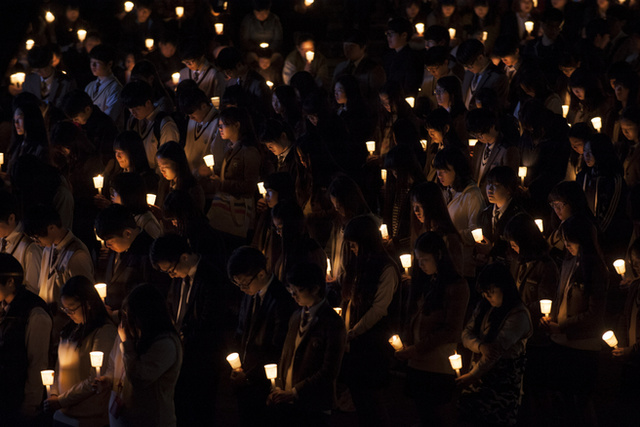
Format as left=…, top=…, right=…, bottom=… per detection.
left=41, top=370, right=55, bottom=397
left=146, top=194, right=156, bottom=205
left=124, top=1, right=134, bottom=12
left=471, top=228, right=484, bottom=243
left=468, top=139, right=477, bottom=147
left=602, top=330, right=618, bottom=348
left=524, top=21, right=534, bottom=34
left=77, top=30, right=87, bottom=42
left=211, top=96, right=220, bottom=109
left=420, top=139, right=427, bottom=150
left=259, top=42, right=270, bottom=49
left=448, top=28, right=456, bottom=39
left=518, top=166, right=527, bottom=179
left=562, top=105, right=569, bottom=118
left=145, top=38, right=154, bottom=50
left=400, top=254, right=412, bottom=274
left=203, top=154, right=215, bottom=171
left=449, top=352, right=462, bottom=377
left=25, top=39, right=34, bottom=50
left=366, top=140, right=376, bottom=154
left=326, top=257, right=331, bottom=276
left=591, top=117, right=602, bottom=133
left=94, top=283, right=107, bottom=302
left=223, top=1, right=228, bottom=10
left=45, top=11, right=55, bottom=23
left=415, top=23, right=424, bottom=36
left=93, top=175, right=104, bottom=194
left=334, top=307, right=342, bottom=316
left=175, top=6, right=184, bottom=18
left=482, top=31, right=488, bottom=42
left=266, top=80, right=274, bottom=89
left=379, top=224, right=389, bottom=240
left=226, top=353, right=242, bottom=370
left=535, top=219, right=544, bottom=233
left=305, top=0, right=314, bottom=6
left=305, top=51, right=315, bottom=62
left=380, top=169, right=387, bottom=183
left=171, top=72, right=180, bottom=86
left=405, top=96, right=415, bottom=108
left=215, top=23, right=224, bottom=35
left=539, top=299, right=552, bottom=316
left=613, top=259, right=626, bottom=276
left=264, top=364, right=278, bottom=388
left=257, top=182, right=267, bottom=197
left=388, top=334, right=403, bottom=351
left=90, top=351, right=104, bottom=377
left=10, top=72, right=26, bottom=87
left=532, top=0, right=538, bottom=7
left=0, top=153, right=4, bottom=166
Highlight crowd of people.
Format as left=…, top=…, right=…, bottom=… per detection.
left=1, top=0, right=640, bottom=426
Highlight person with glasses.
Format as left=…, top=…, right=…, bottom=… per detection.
left=177, top=36, right=225, bottom=99
left=149, top=233, right=228, bottom=427
left=456, top=39, right=508, bottom=110
left=0, top=254, right=51, bottom=425
left=227, top=246, right=296, bottom=427
left=43, top=275, right=116, bottom=427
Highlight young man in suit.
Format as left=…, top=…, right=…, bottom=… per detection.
left=84, top=44, right=124, bottom=128
left=23, top=45, right=76, bottom=109
left=269, top=263, right=346, bottom=427
left=178, top=37, right=225, bottom=99
left=457, top=39, right=508, bottom=110
left=227, top=246, right=296, bottom=427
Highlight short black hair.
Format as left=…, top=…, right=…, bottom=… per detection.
left=433, top=146, right=473, bottom=192
left=424, top=46, right=450, bottom=67
left=295, top=32, right=315, bottom=46
left=0, top=191, right=18, bottom=223
left=216, top=47, right=243, bottom=71
left=485, top=165, right=519, bottom=195
left=95, top=204, right=137, bottom=240
left=27, top=45, right=53, bottom=69
left=227, top=246, right=267, bottom=278
left=285, top=262, right=325, bottom=297
left=0, top=253, right=24, bottom=287
left=456, top=39, right=485, bottom=67
left=465, top=108, right=499, bottom=135
left=179, top=37, right=206, bottom=61
left=178, top=87, right=210, bottom=115
left=259, top=118, right=294, bottom=144
left=149, top=234, right=191, bottom=267
left=252, top=0, right=272, bottom=11
left=61, top=89, right=93, bottom=118
left=343, top=29, right=368, bottom=47
left=121, top=80, right=154, bottom=108
left=387, top=17, right=413, bottom=38
left=89, top=44, right=116, bottom=66
left=23, top=204, right=62, bottom=237
left=492, top=35, right=519, bottom=57
left=424, top=25, right=450, bottom=45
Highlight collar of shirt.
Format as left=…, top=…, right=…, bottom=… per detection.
left=41, top=73, right=54, bottom=86
left=186, top=255, right=201, bottom=282
left=305, top=298, right=326, bottom=321
left=52, top=230, right=74, bottom=253
left=257, top=274, right=275, bottom=303
left=493, top=198, right=511, bottom=217
left=5, top=222, right=26, bottom=247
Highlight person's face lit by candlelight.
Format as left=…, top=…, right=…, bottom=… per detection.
left=124, top=53, right=136, bottom=72
left=330, top=195, right=345, bottom=217
left=550, top=200, right=571, bottom=221
left=476, top=126, right=498, bottom=145
left=427, top=62, right=449, bottom=80
left=297, top=41, right=314, bottom=61
left=159, top=42, right=176, bottom=59
left=90, top=58, right=111, bottom=78
left=157, top=157, right=177, bottom=181
left=156, top=254, right=190, bottom=279
left=272, top=94, right=283, bottom=114
left=571, top=86, right=585, bottom=101
left=385, top=30, right=407, bottom=50
left=411, top=198, right=425, bottom=223
left=441, top=5, right=455, bottom=17
left=233, top=270, right=265, bottom=296
left=265, top=189, right=278, bottom=208
left=343, top=42, right=366, bottom=62
left=620, top=119, right=639, bottom=142
left=486, top=181, right=510, bottom=207
left=482, top=285, right=504, bottom=307
left=435, top=85, right=450, bottom=109
left=72, top=106, right=92, bottom=126
left=347, top=241, right=359, bottom=256
left=13, top=109, right=25, bottom=135
left=436, top=165, right=456, bottom=187
left=583, top=141, right=595, bottom=168
left=520, top=0, right=533, bottom=13
left=379, top=93, right=391, bottom=113
left=287, top=285, right=317, bottom=308
left=272, top=217, right=283, bottom=236
left=563, top=237, right=579, bottom=256
left=415, top=249, right=437, bottom=275
left=569, top=137, right=584, bottom=155
left=60, top=296, right=85, bottom=324
left=258, top=57, right=271, bottom=70
left=114, top=149, right=131, bottom=170
left=334, top=82, right=347, bottom=105
left=66, top=6, right=79, bottom=22
left=136, top=6, right=151, bottom=23
left=560, top=66, right=577, bottom=78
left=253, top=8, right=270, bottom=22
left=614, top=83, right=629, bottom=104
left=474, top=5, right=489, bottom=19
left=406, top=3, right=420, bottom=19
left=219, top=121, right=240, bottom=142
left=509, top=240, right=520, bottom=254
left=427, top=127, right=445, bottom=144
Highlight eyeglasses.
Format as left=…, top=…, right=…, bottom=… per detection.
left=157, top=261, right=179, bottom=275
left=434, top=88, right=446, bottom=95
left=60, top=304, right=82, bottom=315
left=233, top=272, right=259, bottom=289
left=549, top=201, right=566, bottom=210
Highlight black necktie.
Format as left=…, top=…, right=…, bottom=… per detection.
left=0, top=238, right=6, bottom=253
left=95, top=80, right=101, bottom=94
left=345, top=61, right=356, bottom=75
left=194, top=71, right=200, bottom=82
left=48, top=248, right=59, bottom=279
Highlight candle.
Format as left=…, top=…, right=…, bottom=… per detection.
left=448, top=28, right=456, bottom=39
left=305, top=0, right=314, bottom=6
left=468, top=139, right=477, bottom=147
left=175, top=6, right=184, bottom=18
left=90, top=351, right=104, bottom=377
left=257, top=182, right=267, bottom=197
left=449, top=352, right=462, bottom=377
left=266, top=80, right=274, bottom=89
left=226, top=353, right=242, bottom=370
left=334, top=307, right=342, bottom=316
left=171, top=72, right=180, bottom=86
left=562, top=105, right=569, bottom=118
left=77, top=30, right=87, bottom=42
left=613, top=259, right=626, bottom=276
left=124, top=1, right=134, bottom=12
left=259, top=42, right=270, bottom=49
left=591, top=117, right=602, bottom=133
left=0, top=153, right=4, bottom=166
left=539, top=299, right=552, bottom=316
left=25, top=39, right=34, bottom=50
left=145, top=38, right=154, bottom=50
left=203, top=154, right=215, bottom=170
left=215, top=23, right=224, bottom=35
left=45, top=11, right=55, bottom=23
left=366, top=140, right=376, bottom=154
left=420, top=139, right=427, bottom=150
left=602, top=330, right=618, bottom=348
left=41, top=370, right=55, bottom=397
left=524, top=21, right=534, bottom=34
left=264, top=364, right=278, bottom=388
left=305, top=51, right=315, bottom=62
left=211, top=97, right=220, bottom=109
left=482, top=31, right=488, bottom=42
left=379, top=224, right=389, bottom=240
left=415, top=23, right=424, bottom=36
left=93, top=175, right=104, bottom=194
left=380, top=169, right=387, bottom=183
left=471, top=228, right=484, bottom=243
left=223, top=1, right=228, bottom=10
left=400, top=254, right=412, bottom=274
left=326, top=257, right=331, bottom=276
left=146, top=194, right=156, bottom=205
left=405, top=96, right=415, bottom=108
left=94, top=283, right=107, bottom=302
left=388, top=334, right=403, bottom=351
left=518, top=166, right=527, bottom=179
left=532, top=0, right=538, bottom=7
left=535, top=219, right=544, bottom=233
left=10, top=72, right=26, bottom=87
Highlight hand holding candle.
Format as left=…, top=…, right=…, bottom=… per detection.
left=334, top=307, right=342, bottom=316
left=93, top=175, right=104, bottom=194
left=613, top=259, right=626, bottom=276
left=534, top=219, right=544, bottom=233
left=524, top=21, right=534, bottom=34
left=379, top=224, right=389, bottom=240
left=562, top=105, right=569, bottom=118
left=448, top=28, right=456, bottom=39
left=415, top=23, right=424, bottom=36
left=591, top=117, right=602, bottom=132
left=471, top=228, right=484, bottom=243
left=257, top=182, right=267, bottom=197
left=264, top=364, right=278, bottom=389
left=227, top=353, right=242, bottom=370
left=146, top=194, right=156, bottom=206
left=41, top=370, right=55, bottom=397
left=124, top=1, right=134, bottom=12
left=380, top=169, right=387, bottom=183
left=77, top=30, right=86, bottom=43
left=90, top=351, right=104, bottom=377
left=389, top=334, right=404, bottom=351
left=305, top=51, right=315, bottom=63
left=602, top=330, right=618, bottom=348
left=539, top=299, right=552, bottom=316
left=405, top=97, right=415, bottom=108
left=203, top=155, right=215, bottom=172
left=366, top=141, right=376, bottom=155
left=326, top=257, right=331, bottom=276
left=94, top=283, right=107, bottom=302
left=215, top=23, right=224, bottom=35
left=468, top=139, right=477, bottom=147
left=400, top=254, right=412, bottom=274
left=172, top=72, right=180, bottom=86
left=449, top=352, right=462, bottom=377
left=175, top=6, right=184, bottom=18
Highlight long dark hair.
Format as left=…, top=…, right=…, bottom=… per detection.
left=60, top=276, right=112, bottom=347
left=113, top=130, right=152, bottom=173
left=433, top=145, right=473, bottom=192
left=473, top=263, right=523, bottom=343
left=219, top=107, right=258, bottom=147
left=122, top=283, right=176, bottom=355
left=583, top=133, right=624, bottom=178
left=410, top=181, right=458, bottom=236
left=328, top=174, right=371, bottom=226
left=112, top=172, right=149, bottom=215
left=437, top=75, right=466, bottom=118
left=560, top=214, right=607, bottom=294
left=162, top=189, right=209, bottom=236
left=503, top=213, right=549, bottom=262
left=156, top=141, right=197, bottom=190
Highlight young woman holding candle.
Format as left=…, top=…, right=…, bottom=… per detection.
left=457, top=262, right=532, bottom=427
left=156, top=141, right=205, bottom=214
left=434, top=76, right=468, bottom=144
left=565, top=123, right=592, bottom=181
left=395, top=232, right=469, bottom=426
left=110, top=173, right=163, bottom=239
left=44, top=276, right=117, bottom=427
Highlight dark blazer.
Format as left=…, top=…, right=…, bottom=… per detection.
left=461, top=64, right=508, bottom=109
left=82, top=105, right=118, bottom=165
left=277, top=300, right=346, bottom=412
left=237, top=277, right=296, bottom=381
left=23, top=70, right=77, bottom=109
left=383, top=45, right=424, bottom=96
left=333, top=55, right=386, bottom=102
left=478, top=200, right=525, bottom=261
left=472, top=140, right=520, bottom=199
